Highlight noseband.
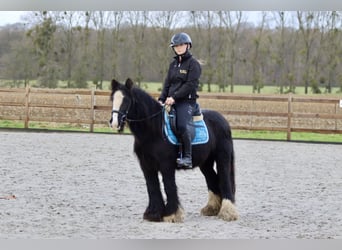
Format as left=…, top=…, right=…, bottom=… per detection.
left=109, top=109, right=128, bottom=132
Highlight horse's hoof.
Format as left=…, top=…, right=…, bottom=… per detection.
left=163, top=208, right=184, bottom=223
left=143, top=211, right=163, bottom=222
left=201, top=205, right=220, bottom=216
left=217, top=199, right=239, bottom=221
left=200, top=191, right=221, bottom=216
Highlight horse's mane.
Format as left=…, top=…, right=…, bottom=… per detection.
left=131, top=87, right=159, bottom=109
left=128, top=86, right=163, bottom=138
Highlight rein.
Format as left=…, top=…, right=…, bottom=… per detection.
left=111, top=107, right=163, bottom=123
left=110, top=91, right=164, bottom=132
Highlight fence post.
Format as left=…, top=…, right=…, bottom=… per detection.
left=287, top=94, right=292, bottom=141
left=90, top=88, right=95, bottom=132
left=24, top=85, right=30, bottom=129
left=335, top=102, right=338, bottom=131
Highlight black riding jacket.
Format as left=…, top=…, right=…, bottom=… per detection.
left=159, top=51, right=201, bottom=103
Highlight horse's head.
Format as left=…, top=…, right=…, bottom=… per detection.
left=109, top=78, right=134, bottom=132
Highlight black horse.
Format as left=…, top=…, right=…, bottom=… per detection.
left=110, top=78, right=238, bottom=222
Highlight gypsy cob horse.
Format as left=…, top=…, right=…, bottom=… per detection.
left=109, top=78, right=238, bottom=222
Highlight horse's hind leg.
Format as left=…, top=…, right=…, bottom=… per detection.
left=218, top=198, right=239, bottom=221
left=199, top=157, right=222, bottom=216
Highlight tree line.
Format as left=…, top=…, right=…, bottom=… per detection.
left=0, top=11, right=342, bottom=94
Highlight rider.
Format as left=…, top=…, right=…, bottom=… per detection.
left=158, top=32, right=202, bottom=169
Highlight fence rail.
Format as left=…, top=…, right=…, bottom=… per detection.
left=1, top=87, right=342, bottom=140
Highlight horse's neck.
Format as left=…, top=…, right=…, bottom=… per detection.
left=128, top=91, right=162, bottom=139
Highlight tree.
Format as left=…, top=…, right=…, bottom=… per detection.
left=272, top=12, right=287, bottom=93
left=250, top=12, right=267, bottom=93
left=56, top=11, right=82, bottom=88
left=148, top=11, right=179, bottom=85
left=190, top=11, right=217, bottom=92
left=217, top=11, right=244, bottom=93
left=0, top=23, right=35, bottom=87
left=1, top=11, right=342, bottom=94
left=108, top=11, right=124, bottom=82
left=323, top=11, right=341, bottom=93
left=127, top=11, right=149, bottom=87
left=71, top=11, right=91, bottom=89
left=297, top=11, right=321, bottom=94
left=2, top=38, right=36, bottom=87
left=91, top=11, right=111, bottom=89
left=27, top=12, right=58, bottom=88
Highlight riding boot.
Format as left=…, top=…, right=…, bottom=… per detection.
left=176, top=131, right=192, bottom=169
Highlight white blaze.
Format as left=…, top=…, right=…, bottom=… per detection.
left=111, top=90, right=124, bottom=129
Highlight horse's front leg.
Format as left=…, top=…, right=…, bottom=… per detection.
left=160, top=165, right=184, bottom=223
left=141, top=167, right=166, bottom=222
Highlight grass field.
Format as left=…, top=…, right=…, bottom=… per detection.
left=117, top=81, right=342, bottom=96
left=232, top=129, right=342, bottom=143
left=1, top=120, right=341, bottom=144
left=1, top=79, right=341, bottom=96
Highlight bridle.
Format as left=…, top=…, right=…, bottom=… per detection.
left=109, top=100, right=163, bottom=132
left=109, top=109, right=128, bottom=132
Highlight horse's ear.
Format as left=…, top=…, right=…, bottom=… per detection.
left=111, top=79, right=120, bottom=91
left=125, top=78, right=134, bottom=90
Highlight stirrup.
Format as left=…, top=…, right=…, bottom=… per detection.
left=176, top=157, right=193, bottom=169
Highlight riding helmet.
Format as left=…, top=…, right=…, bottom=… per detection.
left=170, top=32, right=192, bottom=48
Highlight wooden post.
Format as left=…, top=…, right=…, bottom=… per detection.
left=90, top=89, right=95, bottom=132
left=335, top=102, right=338, bottom=131
left=287, top=94, right=292, bottom=141
left=24, top=85, right=30, bottom=129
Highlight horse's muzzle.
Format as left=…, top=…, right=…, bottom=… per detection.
left=109, top=112, right=126, bottom=133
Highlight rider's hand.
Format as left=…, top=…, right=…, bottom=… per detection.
left=165, top=97, right=175, bottom=105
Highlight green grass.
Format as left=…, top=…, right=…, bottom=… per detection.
left=2, top=79, right=341, bottom=95
left=1, top=120, right=341, bottom=143
left=138, top=82, right=342, bottom=96
left=290, top=132, right=342, bottom=143
left=233, top=129, right=342, bottom=143
left=0, top=120, right=130, bottom=134
left=0, top=120, right=24, bottom=128
left=209, top=85, right=341, bottom=95
left=130, top=81, right=340, bottom=95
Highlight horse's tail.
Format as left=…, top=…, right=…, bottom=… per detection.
left=230, top=148, right=236, bottom=202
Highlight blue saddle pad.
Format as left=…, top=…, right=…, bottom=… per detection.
left=163, top=111, right=209, bottom=145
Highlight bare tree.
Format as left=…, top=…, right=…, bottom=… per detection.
left=56, top=11, right=83, bottom=88
left=1, top=36, right=36, bottom=87
left=148, top=11, right=179, bottom=85
left=2, top=11, right=342, bottom=94
left=322, top=11, right=341, bottom=93
left=108, top=11, right=124, bottom=81
left=26, top=11, right=58, bottom=88
left=251, top=11, right=267, bottom=93
left=71, top=11, right=92, bottom=89
left=189, top=11, right=218, bottom=92
left=127, top=11, right=149, bottom=87
left=297, top=11, right=321, bottom=94
left=217, top=11, right=244, bottom=93
left=90, top=11, right=112, bottom=89
left=272, top=11, right=287, bottom=93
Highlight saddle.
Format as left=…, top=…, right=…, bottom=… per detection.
left=163, top=104, right=209, bottom=145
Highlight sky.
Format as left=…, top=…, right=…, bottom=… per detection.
left=0, top=11, right=27, bottom=26
left=0, top=11, right=293, bottom=29
left=0, top=11, right=265, bottom=27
